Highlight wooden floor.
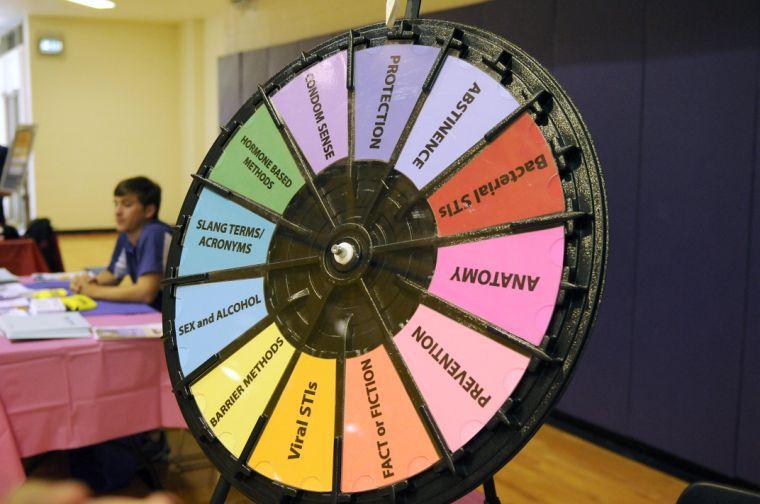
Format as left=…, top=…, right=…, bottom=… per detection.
left=42, top=233, right=689, bottom=503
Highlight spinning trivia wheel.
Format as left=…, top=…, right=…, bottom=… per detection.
left=163, top=15, right=607, bottom=504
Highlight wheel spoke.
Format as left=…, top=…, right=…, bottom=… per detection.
left=394, top=90, right=551, bottom=220
left=258, top=85, right=339, bottom=229
left=332, top=311, right=350, bottom=496
left=397, top=277, right=557, bottom=362
left=360, top=29, right=465, bottom=227
left=191, top=174, right=317, bottom=241
left=345, top=30, right=359, bottom=223
left=239, top=349, right=301, bottom=464
left=163, top=255, right=320, bottom=287
left=237, top=414, right=269, bottom=467
left=298, top=283, right=336, bottom=353
left=240, top=283, right=336, bottom=464
left=178, top=288, right=310, bottom=388
left=368, top=256, right=433, bottom=286
left=359, top=278, right=456, bottom=474
left=374, top=210, right=587, bottom=255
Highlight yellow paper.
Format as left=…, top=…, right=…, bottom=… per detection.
left=31, top=288, right=68, bottom=299
left=62, top=294, right=97, bottom=311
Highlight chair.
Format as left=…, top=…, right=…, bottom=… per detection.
left=677, top=482, right=760, bottom=504
left=24, top=218, right=65, bottom=272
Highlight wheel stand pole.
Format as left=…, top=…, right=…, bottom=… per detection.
left=210, top=476, right=232, bottom=504
left=483, top=475, right=501, bottom=504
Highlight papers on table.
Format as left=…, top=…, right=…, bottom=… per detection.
left=94, top=323, right=162, bottom=340
left=0, top=268, right=19, bottom=284
left=31, top=271, right=87, bottom=282
left=3, top=308, right=29, bottom=317
left=29, top=297, right=66, bottom=315
left=0, top=297, right=30, bottom=311
left=0, top=312, right=92, bottom=340
left=0, top=282, right=33, bottom=300
left=0, top=275, right=155, bottom=341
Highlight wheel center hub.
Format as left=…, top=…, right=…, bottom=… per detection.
left=266, top=160, right=437, bottom=356
left=321, top=223, right=373, bottom=282
left=331, top=241, right=360, bottom=267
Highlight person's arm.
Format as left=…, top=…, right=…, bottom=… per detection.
left=94, top=268, right=119, bottom=286
left=69, top=259, right=120, bottom=293
left=79, top=273, right=161, bottom=305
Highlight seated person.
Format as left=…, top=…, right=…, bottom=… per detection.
left=71, top=177, right=171, bottom=310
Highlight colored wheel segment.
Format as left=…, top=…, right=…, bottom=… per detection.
left=354, top=44, right=437, bottom=161
left=272, top=52, right=348, bottom=174
left=175, top=277, right=268, bottom=374
left=163, top=18, right=607, bottom=504
left=342, top=346, right=439, bottom=492
left=248, top=353, right=336, bottom=492
left=209, top=105, right=305, bottom=214
left=428, top=228, right=565, bottom=346
left=394, top=55, right=519, bottom=189
left=395, top=306, right=530, bottom=451
left=428, top=114, right=565, bottom=236
left=190, top=325, right=294, bottom=457
left=179, top=189, right=276, bottom=276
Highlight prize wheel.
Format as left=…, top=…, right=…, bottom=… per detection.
left=163, top=16, right=607, bottom=504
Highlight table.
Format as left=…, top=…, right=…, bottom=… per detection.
left=0, top=304, right=485, bottom=503
left=0, top=239, right=48, bottom=275
left=0, top=312, right=184, bottom=496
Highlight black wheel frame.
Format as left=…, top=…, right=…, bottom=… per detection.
left=161, top=17, right=608, bottom=504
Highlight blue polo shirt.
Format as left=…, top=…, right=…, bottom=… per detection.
left=108, top=220, right=172, bottom=310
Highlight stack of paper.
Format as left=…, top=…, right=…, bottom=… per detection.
left=31, top=271, right=86, bottom=282
left=0, top=284, right=32, bottom=316
left=0, top=268, right=19, bottom=284
left=0, top=283, right=32, bottom=300
left=29, top=297, right=67, bottom=314
left=0, top=312, right=92, bottom=340
left=0, top=297, right=29, bottom=310
left=94, top=323, right=162, bottom=340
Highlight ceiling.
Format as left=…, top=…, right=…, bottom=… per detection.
left=0, top=0, right=488, bottom=43
left=0, top=0, right=230, bottom=34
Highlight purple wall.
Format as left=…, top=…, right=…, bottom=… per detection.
left=439, top=0, right=760, bottom=484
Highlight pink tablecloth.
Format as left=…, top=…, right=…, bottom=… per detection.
left=0, top=240, right=49, bottom=276
left=0, top=312, right=184, bottom=495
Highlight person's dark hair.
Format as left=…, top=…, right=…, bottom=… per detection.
left=114, top=176, right=161, bottom=218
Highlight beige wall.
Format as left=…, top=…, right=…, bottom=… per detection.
left=29, top=16, right=181, bottom=230
left=178, top=19, right=206, bottom=186
left=27, top=0, right=487, bottom=230
left=212, top=0, right=487, bottom=53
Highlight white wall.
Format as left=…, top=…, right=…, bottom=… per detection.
left=0, top=46, right=22, bottom=144
left=0, top=38, right=34, bottom=225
